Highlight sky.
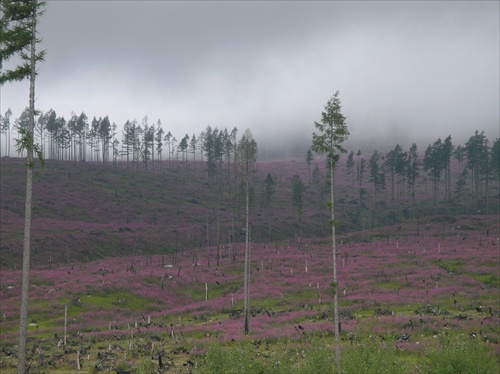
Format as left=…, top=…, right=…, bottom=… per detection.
left=1, top=1, right=499, bottom=154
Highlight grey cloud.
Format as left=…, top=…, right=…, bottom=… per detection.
left=1, top=1, right=498, bottom=152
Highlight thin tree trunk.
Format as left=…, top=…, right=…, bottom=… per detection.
left=330, top=162, right=341, bottom=373
left=243, top=180, right=250, bottom=335
left=17, top=6, right=37, bottom=373
left=216, top=198, right=220, bottom=267
left=206, top=206, right=210, bottom=268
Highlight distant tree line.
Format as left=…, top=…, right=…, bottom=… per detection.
left=325, top=130, right=498, bottom=218
left=0, top=108, right=242, bottom=178
left=1, top=107, right=498, bottom=219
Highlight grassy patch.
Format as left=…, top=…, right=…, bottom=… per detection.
left=178, top=279, right=242, bottom=302
left=287, top=286, right=322, bottom=301
left=377, top=280, right=405, bottom=290
left=431, top=258, right=466, bottom=273
left=423, top=334, right=499, bottom=374
left=467, top=272, right=499, bottom=289
left=30, top=275, right=55, bottom=287
left=77, top=291, right=157, bottom=312
left=339, top=298, right=363, bottom=308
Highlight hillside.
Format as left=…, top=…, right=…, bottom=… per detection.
left=0, top=156, right=499, bottom=372
left=1, top=156, right=499, bottom=269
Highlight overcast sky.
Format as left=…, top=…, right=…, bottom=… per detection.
left=1, top=1, right=499, bottom=152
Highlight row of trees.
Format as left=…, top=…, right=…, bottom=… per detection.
left=3, top=107, right=497, bottom=221
left=2, top=109, right=497, bottom=191
left=0, top=108, right=244, bottom=178
left=311, top=131, right=499, bottom=214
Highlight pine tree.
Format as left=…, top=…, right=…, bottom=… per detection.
left=346, top=150, right=355, bottom=192
left=237, top=129, right=257, bottom=335
left=407, top=143, right=419, bottom=201
left=99, top=116, right=112, bottom=163
left=189, top=133, right=197, bottom=168
left=155, top=121, right=164, bottom=163
left=311, top=164, right=326, bottom=236
left=465, top=130, right=489, bottom=212
left=369, top=150, right=385, bottom=199
left=306, top=148, right=313, bottom=183
left=291, top=174, right=305, bottom=236
left=443, top=136, right=454, bottom=202
left=1, top=1, right=46, bottom=372
left=262, top=172, right=275, bottom=239
left=356, top=150, right=366, bottom=205
left=1, top=108, right=12, bottom=156
left=311, top=91, right=349, bottom=373
left=424, top=139, right=445, bottom=201
left=491, top=138, right=500, bottom=180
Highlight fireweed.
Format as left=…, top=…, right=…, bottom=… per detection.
left=0, top=222, right=498, bottom=372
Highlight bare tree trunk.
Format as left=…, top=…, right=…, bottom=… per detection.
left=330, top=162, right=341, bottom=373
left=216, top=198, right=220, bottom=267
left=17, top=7, right=37, bottom=373
left=206, top=206, right=210, bottom=268
left=243, top=180, right=250, bottom=335
left=237, top=129, right=257, bottom=336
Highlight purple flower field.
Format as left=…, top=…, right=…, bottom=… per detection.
left=1, top=152, right=499, bottom=371
left=1, top=214, right=498, bottom=354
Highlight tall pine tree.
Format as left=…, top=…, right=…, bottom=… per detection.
left=311, top=91, right=349, bottom=373
left=1, top=1, right=46, bottom=372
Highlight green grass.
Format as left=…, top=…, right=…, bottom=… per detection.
left=467, top=272, right=500, bottom=289
left=423, top=334, right=499, bottom=374
left=195, top=329, right=499, bottom=374
left=377, top=280, right=405, bottom=290
left=479, top=260, right=500, bottom=268
left=338, top=298, right=363, bottom=307
left=76, top=291, right=158, bottom=312
left=431, top=258, right=466, bottom=273
left=1, top=290, right=159, bottom=335
left=287, top=286, right=322, bottom=301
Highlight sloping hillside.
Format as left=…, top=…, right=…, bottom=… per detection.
left=1, top=156, right=498, bottom=268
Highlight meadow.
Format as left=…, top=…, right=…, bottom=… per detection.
left=1, top=213, right=498, bottom=373
left=0, top=155, right=499, bottom=373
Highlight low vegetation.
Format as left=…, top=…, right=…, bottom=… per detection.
left=0, top=134, right=498, bottom=372
left=1, top=213, right=498, bottom=373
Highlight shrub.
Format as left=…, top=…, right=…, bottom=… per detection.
left=202, top=341, right=266, bottom=373
left=424, top=335, right=499, bottom=374
left=135, top=357, right=157, bottom=374
left=296, top=343, right=335, bottom=374
left=342, top=338, right=407, bottom=374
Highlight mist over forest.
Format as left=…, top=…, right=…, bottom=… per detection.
left=2, top=104, right=498, bottom=162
